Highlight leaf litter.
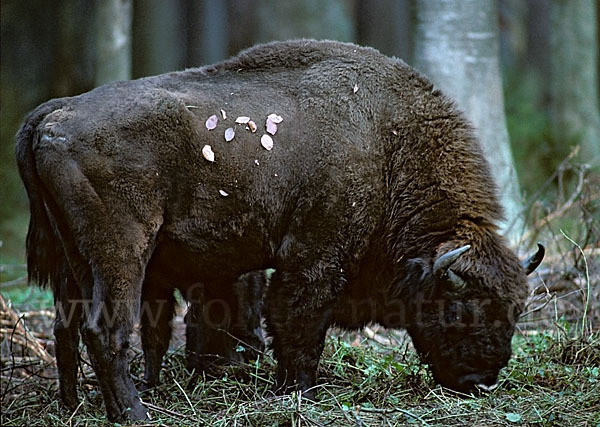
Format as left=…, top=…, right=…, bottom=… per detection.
left=261, top=134, right=274, bottom=151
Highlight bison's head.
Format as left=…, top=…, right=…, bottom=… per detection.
left=405, top=240, right=544, bottom=394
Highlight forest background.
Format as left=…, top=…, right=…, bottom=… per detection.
left=1, top=0, right=599, bottom=260
left=1, top=1, right=599, bottom=425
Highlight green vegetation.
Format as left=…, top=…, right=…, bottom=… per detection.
left=1, top=210, right=598, bottom=425
left=1, top=319, right=598, bottom=426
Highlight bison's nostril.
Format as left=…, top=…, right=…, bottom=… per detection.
left=476, top=382, right=498, bottom=392
left=457, top=373, right=498, bottom=392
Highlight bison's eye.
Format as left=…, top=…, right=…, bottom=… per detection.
left=444, top=302, right=466, bottom=326
left=444, top=269, right=467, bottom=291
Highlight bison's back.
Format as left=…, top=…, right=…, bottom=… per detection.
left=22, top=42, right=398, bottom=282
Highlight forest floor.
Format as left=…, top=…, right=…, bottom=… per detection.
left=1, top=169, right=599, bottom=426
left=1, top=241, right=598, bottom=426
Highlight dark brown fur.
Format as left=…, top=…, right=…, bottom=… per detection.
left=16, top=40, right=541, bottom=422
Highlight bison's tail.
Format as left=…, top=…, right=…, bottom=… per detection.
left=15, top=99, right=68, bottom=295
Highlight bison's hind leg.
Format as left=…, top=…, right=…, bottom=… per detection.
left=53, top=266, right=82, bottom=409
left=79, top=263, right=151, bottom=422
left=140, top=277, right=176, bottom=390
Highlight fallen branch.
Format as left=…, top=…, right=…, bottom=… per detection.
left=0, top=294, right=54, bottom=365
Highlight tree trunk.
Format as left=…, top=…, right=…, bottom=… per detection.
left=413, top=0, right=524, bottom=244
left=255, top=0, right=355, bottom=43
left=95, top=0, right=132, bottom=85
left=549, top=0, right=600, bottom=164
left=132, top=0, right=186, bottom=78
left=187, top=0, right=228, bottom=66
left=356, top=0, right=412, bottom=61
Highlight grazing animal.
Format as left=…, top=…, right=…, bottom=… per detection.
left=16, top=40, right=543, bottom=422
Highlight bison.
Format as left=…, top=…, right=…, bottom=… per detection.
left=16, top=40, right=543, bottom=422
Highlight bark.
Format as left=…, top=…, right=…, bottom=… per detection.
left=95, top=0, right=132, bottom=85
left=549, top=0, right=600, bottom=164
left=413, top=0, right=524, bottom=244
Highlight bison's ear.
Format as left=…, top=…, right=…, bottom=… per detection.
left=522, top=243, right=545, bottom=275
left=433, top=245, right=471, bottom=290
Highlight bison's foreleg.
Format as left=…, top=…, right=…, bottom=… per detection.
left=265, top=269, right=335, bottom=400
left=231, top=271, right=267, bottom=361
left=140, top=281, right=175, bottom=390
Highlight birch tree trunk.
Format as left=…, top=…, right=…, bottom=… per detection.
left=95, top=0, right=132, bottom=85
left=413, top=0, right=524, bottom=244
left=549, top=0, right=600, bottom=164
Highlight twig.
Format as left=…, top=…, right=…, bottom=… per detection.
left=174, top=377, right=197, bottom=416
left=359, top=406, right=430, bottom=426
left=0, top=294, right=54, bottom=364
left=320, top=386, right=356, bottom=425
left=142, top=401, right=188, bottom=419
left=363, top=326, right=392, bottom=346
left=520, top=294, right=557, bottom=319
left=0, top=276, right=27, bottom=289
left=66, top=400, right=85, bottom=425
left=220, top=328, right=270, bottom=359
left=521, top=162, right=586, bottom=242
left=560, top=230, right=591, bottom=337
left=510, top=147, right=579, bottom=239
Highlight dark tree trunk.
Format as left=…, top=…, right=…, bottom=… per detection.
left=186, top=0, right=228, bottom=66
left=132, top=0, right=187, bottom=77
left=254, top=0, right=355, bottom=43
left=356, top=0, right=412, bottom=61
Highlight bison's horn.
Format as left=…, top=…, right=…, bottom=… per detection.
left=433, top=245, right=471, bottom=277
left=522, top=243, right=545, bottom=275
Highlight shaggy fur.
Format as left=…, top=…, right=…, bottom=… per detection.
left=141, top=270, right=266, bottom=390
left=16, top=40, right=541, bottom=422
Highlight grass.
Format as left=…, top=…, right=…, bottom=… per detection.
left=1, top=158, right=598, bottom=426
left=1, top=321, right=598, bottom=426
left=2, top=235, right=598, bottom=427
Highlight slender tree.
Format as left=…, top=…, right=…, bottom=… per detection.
left=413, top=0, right=524, bottom=244
left=95, top=0, right=132, bottom=85
left=549, top=0, right=600, bottom=164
